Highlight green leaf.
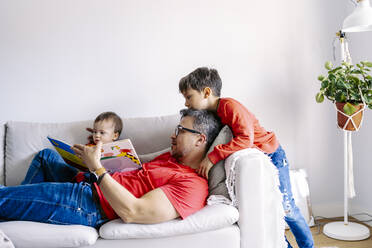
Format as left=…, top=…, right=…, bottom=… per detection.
left=367, top=90, right=372, bottom=97
left=325, top=61, right=333, bottom=70
left=336, top=91, right=346, bottom=102
left=329, top=74, right=336, bottom=81
left=364, top=91, right=372, bottom=103
left=342, top=61, right=351, bottom=67
left=321, top=80, right=329, bottom=89
left=329, top=67, right=342, bottom=73
left=351, top=69, right=362, bottom=74
left=315, top=93, right=324, bottom=103
left=336, top=80, right=346, bottom=89
left=343, top=102, right=357, bottom=115
left=347, top=75, right=360, bottom=84
left=350, top=92, right=361, bottom=101
left=335, top=92, right=346, bottom=102
left=364, top=61, right=372, bottom=67
left=365, top=95, right=372, bottom=104
left=343, top=81, right=352, bottom=89
left=318, top=75, right=325, bottom=81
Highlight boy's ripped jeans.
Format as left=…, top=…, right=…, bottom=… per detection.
left=267, top=145, right=314, bottom=248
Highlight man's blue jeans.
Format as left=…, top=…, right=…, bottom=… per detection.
left=22, top=148, right=80, bottom=184
left=0, top=149, right=106, bottom=228
left=268, top=145, right=314, bottom=248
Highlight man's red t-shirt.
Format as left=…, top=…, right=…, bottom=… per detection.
left=208, top=97, right=279, bottom=165
left=94, top=152, right=208, bottom=220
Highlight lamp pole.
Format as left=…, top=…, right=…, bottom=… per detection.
left=322, top=0, right=372, bottom=240
left=339, top=31, right=351, bottom=227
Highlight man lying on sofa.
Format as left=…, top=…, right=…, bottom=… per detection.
left=0, top=109, right=221, bottom=228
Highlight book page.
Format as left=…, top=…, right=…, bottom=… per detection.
left=100, top=139, right=141, bottom=172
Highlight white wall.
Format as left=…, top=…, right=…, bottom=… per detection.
left=1, top=0, right=371, bottom=218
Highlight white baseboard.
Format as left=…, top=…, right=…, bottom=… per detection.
left=349, top=204, right=372, bottom=227
left=312, top=202, right=344, bottom=218
left=312, top=202, right=372, bottom=227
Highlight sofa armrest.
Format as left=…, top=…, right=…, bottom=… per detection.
left=233, top=150, right=286, bottom=248
left=0, top=121, right=5, bottom=185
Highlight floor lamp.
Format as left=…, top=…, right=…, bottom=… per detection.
left=323, top=0, right=372, bottom=241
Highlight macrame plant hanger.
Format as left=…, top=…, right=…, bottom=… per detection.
left=337, top=32, right=366, bottom=224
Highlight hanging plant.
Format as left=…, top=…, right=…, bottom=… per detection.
left=316, top=61, right=372, bottom=114
left=316, top=61, right=372, bottom=130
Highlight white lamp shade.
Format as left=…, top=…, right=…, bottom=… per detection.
left=342, top=0, right=372, bottom=32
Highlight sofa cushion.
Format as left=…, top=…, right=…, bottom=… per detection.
left=99, top=204, right=239, bottom=239
left=5, top=115, right=178, bottom=186
left=0, top=221, right=98, bottom=248
left=0, top=229, right=14, bottom=248
left=94, top=225, right=240, bottom=248
left=139, top=147, right=171, bottom=163
left=207, top=125, right=233, bottom=199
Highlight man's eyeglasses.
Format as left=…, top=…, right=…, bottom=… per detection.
left=174, top=125, right=202, bottom=137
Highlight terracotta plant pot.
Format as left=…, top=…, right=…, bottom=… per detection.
left=336, top=102, right=364, bottom=131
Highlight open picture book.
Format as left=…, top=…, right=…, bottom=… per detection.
left=47, top=137, right=142, bottom=172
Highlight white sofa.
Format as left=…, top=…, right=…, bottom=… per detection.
left=0, top=114, right=286, bottom=248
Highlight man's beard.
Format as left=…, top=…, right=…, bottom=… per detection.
left=171, top=146, right=188, bottom=163
left=170, top=149, right=182, bottom=161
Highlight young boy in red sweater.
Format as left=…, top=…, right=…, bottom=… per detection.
left=179, top=67, right=314, bottom=248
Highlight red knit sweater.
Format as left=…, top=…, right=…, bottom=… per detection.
left=208, top=97, right=279, bottom=164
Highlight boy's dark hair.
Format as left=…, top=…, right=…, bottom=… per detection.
left=179, top=67, right=222, bottom=97
left=94, top=111, right=123, bottom=137
left=180, top=108, right=221, bottom=150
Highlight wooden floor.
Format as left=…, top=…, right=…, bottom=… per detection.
left=285, top=217, right=372, bottom=248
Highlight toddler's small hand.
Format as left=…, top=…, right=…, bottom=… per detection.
left=86, top=127, right=94, bottom=144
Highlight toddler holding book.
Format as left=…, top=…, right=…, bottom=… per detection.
left=21, top=112, right=123, bottom=185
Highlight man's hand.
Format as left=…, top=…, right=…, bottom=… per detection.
left=72, top=141, right=103, bottom=171
left=197, top=156, right=214, bottom=179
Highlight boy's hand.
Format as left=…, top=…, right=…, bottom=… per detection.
left=197, top=156, right=214, bottom=179
left=72, top=141, right=103, bottom=171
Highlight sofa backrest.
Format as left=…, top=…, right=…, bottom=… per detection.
left=4, top=114, right=179, bottom=186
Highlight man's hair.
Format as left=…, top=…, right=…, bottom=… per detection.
left=179, top=67, right=222, bottom=97
left=180, top=108, right=221, bottom=149
left=94, top=111, right=123, bottom=137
